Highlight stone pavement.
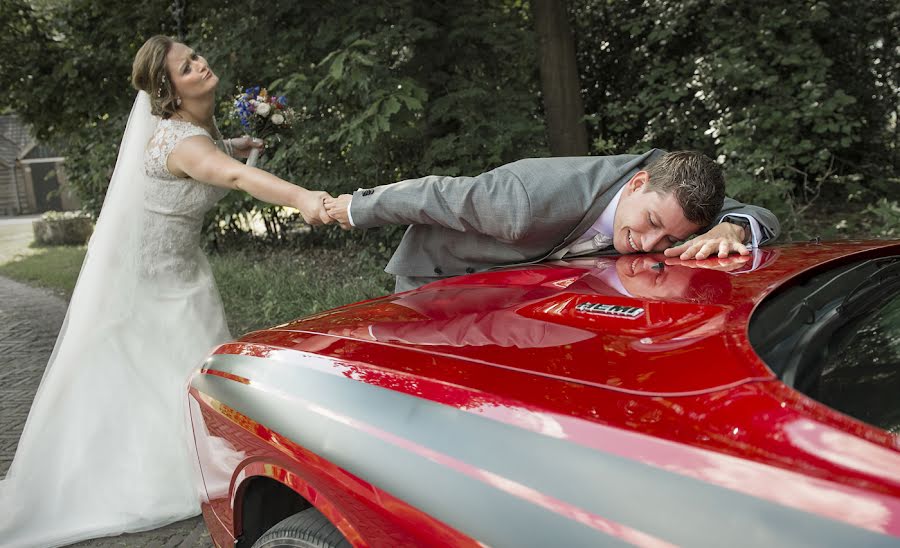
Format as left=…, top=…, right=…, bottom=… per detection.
left=0, top=275, right=212, bottom=547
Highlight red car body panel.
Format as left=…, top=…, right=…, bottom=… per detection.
left=189, top=241, right=900, bottom=547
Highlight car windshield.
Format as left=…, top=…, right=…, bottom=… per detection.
left=749, top=255, right=900, bottom=433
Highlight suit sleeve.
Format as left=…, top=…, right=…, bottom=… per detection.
left=712, top=196, right=781, bottom=245
left=348, top=167, right=532, bottom=243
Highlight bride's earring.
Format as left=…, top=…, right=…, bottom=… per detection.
left=176, top=97, right=182, bottom=107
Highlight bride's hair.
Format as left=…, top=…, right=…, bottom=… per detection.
left=132, top=35, right=179, bottom=119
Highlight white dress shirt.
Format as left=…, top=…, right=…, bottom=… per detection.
left=559, top=185, right=625, bottom=257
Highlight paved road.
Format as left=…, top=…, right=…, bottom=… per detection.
left=0, top=214, right=41, bottom=226
left=0, top=275, right=212, bottom=547
left=0, top=216, right=38, bottom=264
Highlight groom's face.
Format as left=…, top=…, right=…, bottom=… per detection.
left=612, top=172, right=701, bottom=254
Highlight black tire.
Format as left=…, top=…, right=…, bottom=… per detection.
left=251, top=507, right=351, bottom=548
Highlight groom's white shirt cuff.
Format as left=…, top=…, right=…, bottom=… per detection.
left=347, top=196, right=356, bottom=227
left=719, top=214, right=761, bottom=248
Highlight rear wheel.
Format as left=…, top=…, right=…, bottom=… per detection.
left=250, top=507, right=351, bottom=548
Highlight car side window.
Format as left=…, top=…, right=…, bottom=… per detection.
left=812, top=292, right=900, bottom=434
left=750, top=254, right=900, bottom=434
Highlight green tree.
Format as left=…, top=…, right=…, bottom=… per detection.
left=572, top=0, right=899, bottom=230
left=5, top=0, right=896, bottom=242
left=1, top=0, right=177, bottom=213
left=2, top=0, right=547, bottom=243
left=191, top=0, right=546, bottom=241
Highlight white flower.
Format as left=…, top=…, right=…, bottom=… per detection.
left=270, top=113, right=285, bottom=125
left=256, top=102, right=272, bottom=117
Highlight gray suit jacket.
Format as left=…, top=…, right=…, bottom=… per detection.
left=350, top=149, right=780, bottom=281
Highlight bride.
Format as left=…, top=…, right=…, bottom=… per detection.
left=0, top=35, right=334, bottom=547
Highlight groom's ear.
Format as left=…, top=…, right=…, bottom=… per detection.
left=625, top=170, right=650, bottom=195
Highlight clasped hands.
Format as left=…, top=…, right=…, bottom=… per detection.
left=296, top=192, right=353, bottom=227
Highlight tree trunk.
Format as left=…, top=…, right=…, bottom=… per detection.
left=532, top=0, right=589, bottom=156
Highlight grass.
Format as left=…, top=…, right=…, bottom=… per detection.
left=0, top=244, right=87, bottom=296
left=211, top=244, right=393, bottom=335
left=0, top=237, right=393, bottom=337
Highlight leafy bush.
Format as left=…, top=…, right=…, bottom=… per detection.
left=3, top=0, right=897, bottom=243
left=864, top=198, right=900, bottom=238
left=194, top=0, right=546, bottom=244
left=573, top=0, right=900, bottom=231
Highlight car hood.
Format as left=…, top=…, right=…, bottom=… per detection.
left=243, top=241, right=900, bottom=396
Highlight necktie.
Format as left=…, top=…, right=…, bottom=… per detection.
left=565, top=232, right=613, bottom=257
left=548, top=232, right=613, bottom=260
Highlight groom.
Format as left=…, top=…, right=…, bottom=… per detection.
left=324, top=149, right=780, bottom=292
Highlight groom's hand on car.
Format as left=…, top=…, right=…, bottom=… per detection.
left=663, top=222, right=749, bottom=260
left=324, top=194, right=354, bottom=230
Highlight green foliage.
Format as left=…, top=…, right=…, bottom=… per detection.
left=194, top=0, right=546, bottom=201
left=1, top=0, right=176, bottom=215
left=2, top=1, right=545, bottom=242
left=3, top=0, right=897, bottom=243
left=572, top=0, right=900, bottom=231
left=864, top=198, right=900, bottom=238
left=189, top=0, right=544, bottom=242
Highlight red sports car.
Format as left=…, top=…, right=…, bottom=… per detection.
left=188, top=241, right=900, bottom=548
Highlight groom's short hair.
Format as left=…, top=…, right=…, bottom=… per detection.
left=645, top=151, right=725, bottom=227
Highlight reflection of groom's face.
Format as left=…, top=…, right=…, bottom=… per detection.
left=611, top=255, right=740, bottom=303
left=615, top=255, right=694, bottom=299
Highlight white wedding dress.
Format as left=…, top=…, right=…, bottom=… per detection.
left=0, top=92, right=232, bottom=547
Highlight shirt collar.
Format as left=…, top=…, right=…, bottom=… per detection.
left=596, top=184, right=626, bottom=238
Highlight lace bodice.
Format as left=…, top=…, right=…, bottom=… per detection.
left=141, top=119, right=230, bottom=280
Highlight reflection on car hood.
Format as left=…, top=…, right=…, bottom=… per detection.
left=246, top=241, right=900, bottom=396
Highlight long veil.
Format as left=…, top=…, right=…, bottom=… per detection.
left=6, top=89, right=155, bottom=465
left=0, top=91, right=207, bottom=547
left=47, top=90, right=156, bottom=365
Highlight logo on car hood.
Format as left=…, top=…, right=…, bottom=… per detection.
left=575, top=302, right=645, bottom=319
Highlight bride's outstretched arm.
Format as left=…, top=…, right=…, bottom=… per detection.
left=168, top=135, right=334, bottom=226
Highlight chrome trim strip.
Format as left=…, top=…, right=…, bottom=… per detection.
left=192, top=354, right=897, bottom=547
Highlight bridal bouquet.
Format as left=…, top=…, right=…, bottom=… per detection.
left=233, top=86, right=296, bottom=166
